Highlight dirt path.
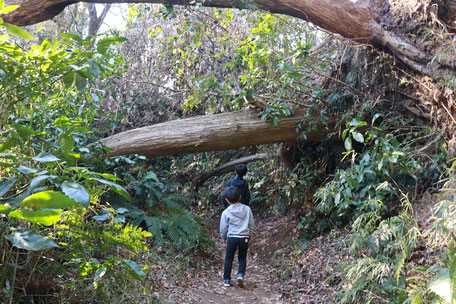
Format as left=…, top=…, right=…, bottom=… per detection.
left=169, top=217, right=294, bottom=304
left=165, top=215, right=348, bottom=303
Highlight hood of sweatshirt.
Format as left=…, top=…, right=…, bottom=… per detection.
left=232, top=176, right=248, bottom=188
left=228, top=203, right=247, bottom=220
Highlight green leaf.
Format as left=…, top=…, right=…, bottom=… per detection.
left=0, top=204, right=12, bottom=215
left=5, top=231, right=59, bottom=251
left=54, top=116, right=77, bottom=128
left=12, top=123, right=35, bottom=140
left=59, top=33, right=84, bottom=44
left=28, top=175, right=54, bottom=191
left=97, top=36, right=128, bottom=55
left=372, top=113, right=381, bottom=124
left=9, top=209, right=62, bottom=226
left=93, top=213, right=110, bottom=221
left=344, top=137, right=352, bottom=151
left=90, top=178, right=131, bottom=201
left=86, top=59, right=101, bottom=77
left=0, top=152, right=16, bottom=159
left=0, top=176, right=16, bottom=197
left=94, top=267, right=107, bottom=286
left=123, top=259, right=145, bottom=280
left=59, top=133, right=74, bottom=154
left=21, top=190, right=79, bottom=209
left=32, top=152, right=60, bottom=162
left=62, top=71, right=75, bottom=89
left=17, top=166, right=38, bottom=175
left=0, top=5, right=20, bottom=15
left=0, top=136, right=18, bottom=153
left=1, top=23, right=35, bottom=41
left=97, top=173, right=122, bottom=181
left=352, top=132, right=364, bottom=143
left=143, top=171, right=160, bottom=183
left=75, top=73, right=88, bottom=91
left=61, top=182, right=90, bottom=206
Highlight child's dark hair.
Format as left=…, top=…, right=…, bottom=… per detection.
left=224, top=186, right=242, bottom=204
left=235, top=164, right=247, bottom=178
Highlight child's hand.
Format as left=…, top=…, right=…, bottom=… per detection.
left=248, top=237, right=252, bottom=243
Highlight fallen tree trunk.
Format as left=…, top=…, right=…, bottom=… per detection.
left=5, top=0, right=448, bottom=77
left=101, top=108, right=336, bottom=157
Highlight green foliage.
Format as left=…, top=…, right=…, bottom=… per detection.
left=300, top=116, right=421, bottom=236
left=0, top=26, right=154, bottom=302
left=108, top=169, right=214, bottom=252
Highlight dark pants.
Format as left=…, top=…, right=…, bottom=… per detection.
left=223, top=237, right=249, bottom=280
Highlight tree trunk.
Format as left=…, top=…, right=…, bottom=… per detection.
left=5, top=0, right=454, bottom=77
left=86, top=3, right=111, bottom=36
left=101, top=108, right=336, bottom=157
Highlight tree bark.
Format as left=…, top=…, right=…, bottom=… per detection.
left=101, top=108, right=336, bottom=157
left=5, top=0, right=451, bottom=76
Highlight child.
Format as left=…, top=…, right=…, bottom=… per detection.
left=220, top=186, right=255, bottom=287
left=223, top=164, right=250, bottom=208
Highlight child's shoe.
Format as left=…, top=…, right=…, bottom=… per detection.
left=223, top=279, right=231, bottom=287
left=236, top=274, right=244, bottom=288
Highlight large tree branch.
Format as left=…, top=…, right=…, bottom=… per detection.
left=4, top=0, right=440, bottom=75
left=180, top=153, right=273, bottom=190
left=100, top=108, right=337, bottom=157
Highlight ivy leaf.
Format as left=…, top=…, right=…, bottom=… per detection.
left=9, top=209, right=62, bottom=226
left=21, top=190, right=79, bottom=209
left=32, top=152, right=60, bottom=162
left=61, top=182, right=90, bottom=206
left=5, top=231, right=59, bottom=251
left=123, top=259, right=145, bottom=280
left=97, top=37, right=128, bottom=55
left=0, top=176, right=16, bottom=197
left=1, top=23, right=35, bottom=41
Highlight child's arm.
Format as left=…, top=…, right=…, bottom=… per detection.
left=219, top=212, right=229, bottom=240
left=248, top=208, right=255, bottom=241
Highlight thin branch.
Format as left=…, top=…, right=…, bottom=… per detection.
left=304, top=67, right=366, bottom=97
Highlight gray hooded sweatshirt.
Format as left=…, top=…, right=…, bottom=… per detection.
left=220, top=203, right=255, bottom=239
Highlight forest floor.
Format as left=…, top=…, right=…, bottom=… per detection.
left=162, top=215, right=352, bottom=304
